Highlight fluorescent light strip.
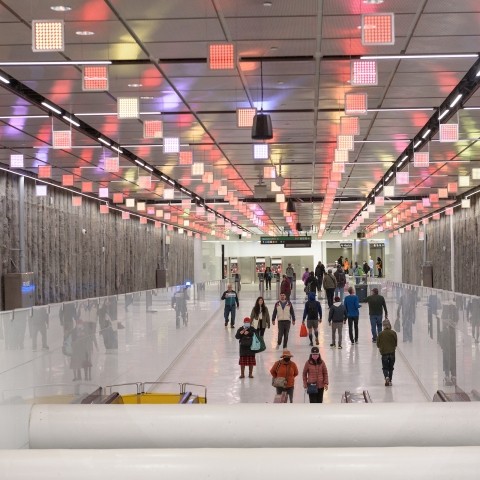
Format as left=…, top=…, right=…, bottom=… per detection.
left=360, top=54, right=478, bottom=60
left=450, top=93, right=463, bottom=108
left=0, top=61, right=112, bottom=66
left=168, top=179, right=175, bottom=185
left=413, top=140, right=422, bottom=148
left=62, top=115, right=80, bottom=127
left=0, top=74, right=10, bottom=84
left=134, top=159, right=145, bottom=167
left=368, top=107, right=434, bottom=112
left=422, top=129, right=431, bottom=139
left=41, top=102, right=62, bottom=115
left=0, top=115, right=49, bottom=119
left=144, top=165, right=153, bottom=172
left=98, top=137, right=111, bottom=147
left=111, top=146, right=123, bottom=154
left=75, top=111, right=162, bottom=117
left=438, top=109, right=450, bottom=120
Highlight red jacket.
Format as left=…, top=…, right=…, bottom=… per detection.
left=302, top=360, right=329, bottom=388
left=280, top=279, right=291, bottom=295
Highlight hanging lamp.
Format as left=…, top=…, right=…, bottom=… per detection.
left=252, top=60, right=273, bottom=140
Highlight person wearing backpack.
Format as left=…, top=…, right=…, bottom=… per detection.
left=334, top=265, right=347, bottom=302
left=328, top=296, right=347, bottom=349
left=302, top=292, right=322, bottom=346
left=323, top=269, right=337, bottom=308
left=314, top=261, right=325, bottom=295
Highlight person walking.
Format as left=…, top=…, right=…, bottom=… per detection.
left=368, top=256, right=375, bottom=277
left=314, top=261, right=325, bottom=295
left=376, top=257, right=383, bottom=278
left=344, top=287, right=361, bottom=344
left=302, top=347, right=329, bottom=403
left=271, top=293, right=296, bottom=349
left=334, top=265, right=346, bottom=302
left=328, top=296, right=347, bottom=349
left=250, top=296, right=270, bottom=337
left=235, top=317, right=257, bottom=379
left=377, top=319, right=397, bottom=386
left=302, top=268, right=310, bottom=285
left=343, top=258, right=350, bottom=275
left=270, top=349, right=299, bottom=403
left=221, top=283, right=239, bottom=328
left=304, top=271, right=317, bottom=295
left=323, top=269, right=337, bottom=308
left=265, top=266, right=273, bottom=290
left=363, top=260, right=370, bottom=279
left=366, top=287, right=388, bottom=342
left=280, top=274, right=292, bottom=301
left=285, top=263, right=295, bottom=288
left=302, top=292, right=322, bottom=346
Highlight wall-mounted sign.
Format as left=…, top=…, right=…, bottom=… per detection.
left=340, top=243, right=353, bottom=248
left=370, top=243, right=385, bottom=248
left=261, top=236, right=311, bottom=248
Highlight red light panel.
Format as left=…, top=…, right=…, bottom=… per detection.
left=209, top=43, right=235, bottom=70
left=81, top=182, right=93, bottom=193
left=32, top=20, right=64, bottom=52
left=140, top=217, right=148, bottom=224
left=340, top=116, right=360, bottom=135
left=38, top=165, right=51, bottom=178
left=53, top=130, right=71, bottom=149
left=351, top=61, right=377, bottom=86
left=113, top=193, right=124, bottom=203
left=237, top=108, right=256, bottom=127
left=179, top=151, right=193, bottom=165
left=143, top=120, right=163, bottom=139
left=83, top=66, right=108, bottom=91
left=104, top=157, right=119, bottom=172
left=429, top=193, right=439, bottom=203
left=439, top=123, right=459, bottom=142
left=362, top=14, right=395, bottom=46
left=62, top=175, right=74, bottom=186
left=345, top=93, right=368, bottom=115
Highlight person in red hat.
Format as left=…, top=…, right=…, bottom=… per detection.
left=235, top=317, right=257, bottom=379
left=270, top=349, right=299, bottom=403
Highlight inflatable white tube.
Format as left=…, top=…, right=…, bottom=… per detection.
left=29, top=403, right=480, bottom=449
left=1, top=448, right=480, bottom=480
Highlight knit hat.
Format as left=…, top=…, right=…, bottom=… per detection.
left=281, top=349, right=293, bottom=358
left=310, top=347, right=319, bottom=354
left=243, top=317, right=251, bottom=324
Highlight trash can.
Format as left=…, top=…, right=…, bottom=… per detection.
left=356, top=284, right=368, bottom=303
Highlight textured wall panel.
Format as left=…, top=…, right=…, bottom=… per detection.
left=0, top=171, right=194, bottom=308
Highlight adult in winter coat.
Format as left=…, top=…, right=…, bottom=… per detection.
left=323, top=269, right=337, bottom=308
left=302, top=292, right=322, bottom=346
left=270, top=349, right=299, bottom=403
left=304, top=271, right=317, bottom=294
left=280, top=274, right=292, bottom=301
left=344, top=287, right=362, bottom=344
left=271, top=293, right=296, bottom=349
left=314, top=261, right=326, bottom=294
left=234, top=317, right=257, bottom=379
left=333, top=266, right=347, bottom=302
left=250, top=296, right=271, bottom=337
left=221, top=284, right=239, bottom=328
left=302, top=346, right=329, bottom=403
left=377, top=319, right=397, bottom=386
left=328, top=296, right=347, bottom=349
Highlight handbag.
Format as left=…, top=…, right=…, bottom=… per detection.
left=300, top=323, right=308, bottom=337
left=257, top=334, right=267, bottom=353
left=272, top=361, right=287, bottom=388
left=251, top=333, right=261, bottom=351
left=307, top=383, right=319, bottom=395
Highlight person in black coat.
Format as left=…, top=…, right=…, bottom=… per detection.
left=235, top=317, right=257, bottom=379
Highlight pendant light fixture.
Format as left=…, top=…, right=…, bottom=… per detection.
left=252, top=60, right=273, bottom=140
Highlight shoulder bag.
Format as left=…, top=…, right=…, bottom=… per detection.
left=272, top=361, right=287, bottom=388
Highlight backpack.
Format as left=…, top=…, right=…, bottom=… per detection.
left=307, top=301, right=317, bottom=319
left=338, top=272, right=346, bottom=285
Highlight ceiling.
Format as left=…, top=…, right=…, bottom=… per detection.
left=1, top=0, right=480, bottom=240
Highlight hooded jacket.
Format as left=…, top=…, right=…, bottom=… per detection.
left=328, top=301, right=347, bottom=323
left=303, top=292, right=322, bottom=321
left=323, top=272, right=337, bottom=289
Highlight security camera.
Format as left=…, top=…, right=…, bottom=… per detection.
left=81, top=229, right=87, bottom=235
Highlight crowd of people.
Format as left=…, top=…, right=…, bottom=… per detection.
left=221, top=258, right=396, bottom=403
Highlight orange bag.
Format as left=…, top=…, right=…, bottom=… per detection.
left=300, top=323, right=308, bottom=337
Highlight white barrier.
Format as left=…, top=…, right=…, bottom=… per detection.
left=30, top=403, right=480, bottom=449
left=1, top=448, right=480, bottom=479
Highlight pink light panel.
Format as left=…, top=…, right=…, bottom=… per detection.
left=62, top=175, right=74, bottom=187
left=334, top=149, right=349, bottom=163
left=113, top=193, right=123, bottom=203
left=192, top=162, right=205, bottom=176
left=38, top=165, right=51, bottom=178
left=429, top=193, right=439, bottom=203
left=375, top=196, right=384, bottom=206
left=438, top=188, right=448, bottom=199
left=100, top=204, right=109, bottom=214
left=237, top=108, right=256, bottom=127
left=439, top=123, right=459, bottom=142
left=163, top=137, right=180, bottom=154
left=351, top=60, right=377, bottom=86
left=396, top=171, right=409, bottom=185
left=422, top=197, right=431, bottom=207
left=361, top=14, right=395, bottom=45
left=202, top=172, right=214, bottom=183
left=72, top=196, right=82, bottom=207
left=98, top=187, right=109, bottom=198
left=179, top=151, right=193, bottom=165
left=209, top=43, right=235, bottom=70
left=122, top=211, right=130, bottom=220
left=433, top=212, right=440, bottom=220
left=10, top=154, right=24, bottom=168
left=445, top=207, right=454, bottom=216
left=83, top=66, right=108, bottom=91
left=414, top=152, right=429, bottom=167
left=140, top=217, right=148, bottom=224
left=53, top=130, right=71, bottom=149
left=332, top=162, right=345, bottom=173
left=345, top=93, right=368, bottom=115
left=340, top=116, right=360, bottom=136
left=81, top=182, right=93, bottom=193
left=143, top=120, right=163, bottom=139
left=104, top=157, right=119, bottom=173
left=447, top=182, right=458, bottom=193
left=337, top=135, right=354, bottom=151
left=32, top=20, right=64, bottom=52
left=138, top=176, right=152, bottom=189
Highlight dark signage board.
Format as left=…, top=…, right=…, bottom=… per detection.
left=370, top=243, right=385, bottom=248
left=261, top=236, right=311, bottom=245
left=340, top=243, right=353, bottom=248
left=284, top=239, right=311, bottom=248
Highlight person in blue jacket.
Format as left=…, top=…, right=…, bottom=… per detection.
left=344, top=286, right=362, bottom=344
left=302, top=292, right=322, bottom=346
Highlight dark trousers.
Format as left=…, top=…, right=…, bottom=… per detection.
left=382, top=352, right=395, bottom=380
left=348, top=316, right=359, bottom=343
left=265, top=278, right=271, bottom=290
left=308, top=388, right=325, bottom=403
left=316, top=277, right=323, bottom=293
left=224, top=304, right=236, bottom=326
left=277, top=320, right=291, bottom=348
left=257, top=327, right=266, bottom=337
left=276, top=386, right=294, bottom=403
left=326, top=288, right=335, bottom=308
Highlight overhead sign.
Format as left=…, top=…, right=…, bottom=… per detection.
left=340, top=243, right=352, bottom=248
left=261, top=236, right=312, bottom=247
left=371, top=242, right=385, bottom=248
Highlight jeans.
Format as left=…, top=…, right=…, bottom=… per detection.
left=276, top=386, right=294, bottom=403
left=347, top=316, right=359, bottom=343
left=308, top=388, right=324, bottom=403
left=224, top=304, right=236, bottom=326
left=382, top=352, right=395, bottom=380
left=370, top=314, right=382, bottom=340
left=334, top=286, right=345, bottom=301
left=331, top=322, right=343, bottom=346
left=277, top=320, right=291, bottom=348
